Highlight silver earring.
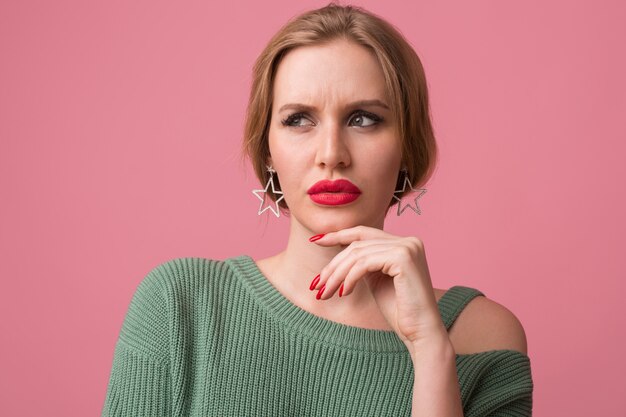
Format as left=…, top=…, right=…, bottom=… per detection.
left=252, top=165, right=285, bottom=217
left=393, top=168, right=427, bottom=216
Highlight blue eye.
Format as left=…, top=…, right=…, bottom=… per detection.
left=280, top=110, right=383, bottom=128
left=281, top=112, right=313, bottom=127
left=350, top=110, right=382, bottom=127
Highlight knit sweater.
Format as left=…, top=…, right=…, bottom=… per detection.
left=101, top=255, right=533, bottom=416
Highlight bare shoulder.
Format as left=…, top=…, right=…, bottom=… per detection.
left=435, top=288, right=528, bottom=355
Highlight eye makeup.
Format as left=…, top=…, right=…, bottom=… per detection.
left=280, top=110, right=384, bottom=128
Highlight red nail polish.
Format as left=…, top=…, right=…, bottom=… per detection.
left=316, top=284, right=326, bottom=300
left=339, top=283, right=344, bottom=297
left=309, top=233, right=325, bottom=242
left=309, top=274, right=320, bottom=291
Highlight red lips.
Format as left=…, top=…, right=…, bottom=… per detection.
left=307, top=179, right=361, bottom=194
left=307, top=179, right=362, bottom=206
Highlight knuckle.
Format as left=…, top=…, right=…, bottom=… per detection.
left=353, top=256, right=366, bottom=270
left=397, top=245, right=414, bottom=260
left=348, top=240, right=362, bottom=250
left=405, top=236, right=424, bottom=251
left=321, top=265, right=331, bottom=277
left=349, top=245, right=364, bottom=257
left=343, top=269, right=361, bottom=285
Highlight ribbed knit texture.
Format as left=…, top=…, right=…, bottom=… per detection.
left=102, top=255, right=533, bottom=416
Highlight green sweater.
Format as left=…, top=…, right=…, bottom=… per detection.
left=102, top=255, right=533, bottom=416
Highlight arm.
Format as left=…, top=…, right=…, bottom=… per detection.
left=101, top=263, right=173, bottom=416
left=407, top=325, right=464, bottom=417
left=409, top=296, right=532, bottom=417
left=102, top=342, right=171, bottom=416
left=310, top=228, right=465, bottom=416
left=405, top=278, right=532, bottom=417
left=309, top=227, right=532, bottom=416
left=457, top=299, right=533, bottom=417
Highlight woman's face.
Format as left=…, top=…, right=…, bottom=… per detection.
left=268, top=38, right=402, bottom=232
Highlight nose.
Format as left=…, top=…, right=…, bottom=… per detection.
left=314, top=122, right=351, bottom=170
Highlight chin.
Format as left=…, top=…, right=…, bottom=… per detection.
left=302, top=210, right=377, bottom=232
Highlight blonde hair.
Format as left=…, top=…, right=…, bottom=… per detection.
left=241, top=2, right=438, bottom=214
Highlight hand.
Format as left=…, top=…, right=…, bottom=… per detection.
left=310, top=225, right=449, bottom=351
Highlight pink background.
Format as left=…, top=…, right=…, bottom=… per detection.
left=1, top=1, right=624, bottom=415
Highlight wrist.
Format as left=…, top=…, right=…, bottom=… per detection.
left=405, top=333, right=455, bottom=360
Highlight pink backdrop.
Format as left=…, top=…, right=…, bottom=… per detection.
left=1, top=1, right=624, bottom=415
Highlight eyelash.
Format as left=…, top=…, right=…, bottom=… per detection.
left=280, top=110, right=383, bottom=128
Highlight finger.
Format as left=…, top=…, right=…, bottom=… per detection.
left=310, top=225, right=395, bottom=247
left=317, top=246, right=390, bottom=300
left=339, top=249, right=395, bottom=297
left=312, top=240, right=393, bottom=291
left=337, top=242, right=429, bottom=300
left=342, top=247, right=408, bottom=296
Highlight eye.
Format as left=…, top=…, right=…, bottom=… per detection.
left=281, top=112, right=314, bottom=128
left=349, top=110, right=383, bottom=128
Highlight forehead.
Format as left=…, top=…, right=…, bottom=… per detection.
left=272, top=39, right=389, bottom=107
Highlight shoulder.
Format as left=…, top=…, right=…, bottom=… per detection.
left=118, top=257, right=226, bottom=357
left=137, top=256, right=226, bottom=292
left=126, top=257, right=227, bottom=324
left=437, top=288, right=528, bottom=356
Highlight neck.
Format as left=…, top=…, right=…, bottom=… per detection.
left=269, top=211, right=388, bottom=313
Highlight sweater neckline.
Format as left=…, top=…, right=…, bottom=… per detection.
left=225, top=254, right=445, bottom=353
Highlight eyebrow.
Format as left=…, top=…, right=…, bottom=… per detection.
left=278, top=99, right=390, bottom=113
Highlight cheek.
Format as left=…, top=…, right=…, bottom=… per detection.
left=369, top=152, right=402, bottom=198
left=268, top=139, right=301, bottom=192
left=367, top=145, right=401, bottom=176
left=267, top=130, right=286, bottom=169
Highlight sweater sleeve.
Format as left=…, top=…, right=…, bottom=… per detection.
left=461, top=350, right=534, bottom=417
left=101, top=262, right=173, bottom=417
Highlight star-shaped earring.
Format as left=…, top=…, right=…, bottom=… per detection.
left=252, top=165, right=285, bottom=217
left=393, top=169, right=427, bottom=216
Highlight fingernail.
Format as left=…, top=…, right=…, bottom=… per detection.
left=309, top=234, right=325, bottom=242
left=339, top=283, right=344, bottom=297
left=309, top=274, right=320, bottom=291
left=316, top=284, right=326, bottom=300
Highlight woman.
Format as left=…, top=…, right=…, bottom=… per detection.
left=102, top=3, right=533, bottom=416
